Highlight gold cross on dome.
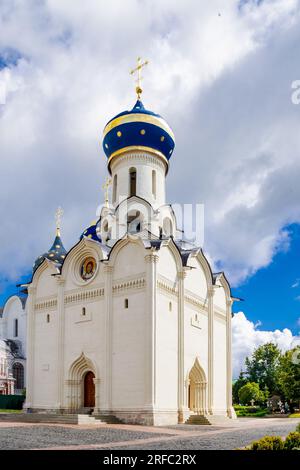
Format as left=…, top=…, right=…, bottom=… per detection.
left=102, top=177, right=111, bottom=208
left=130, top=57, right=149, bottom=99
left=55, top=206, right=64, bottom=236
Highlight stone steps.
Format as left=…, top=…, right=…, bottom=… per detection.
left=185, top=414, right=212, bottom=425
left=0, top=412, right=121, bottom=425
left=93, top=414, right=122, bottom=424
left=0, top=413, right=78, bottom=424
left=185, top=414, right=232, bottom=425
left=77, top=414, right=106, bottom=425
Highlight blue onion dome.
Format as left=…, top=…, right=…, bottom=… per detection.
left=33, top=231, right=67, bottom=273
left=102, top=100, right=175, bottom=170
left=80, top=219, right=102, bottom=242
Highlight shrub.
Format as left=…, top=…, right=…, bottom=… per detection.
left=234, top=405, right=268, bottom=417
left=251, top=436, right=284, bottom=450
left=284, top=432, right=300, bottom=450
left=0, top=395, right=25, bottom=410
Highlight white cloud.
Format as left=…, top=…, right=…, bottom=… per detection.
left=0, top=0, right=300, bottom=291
left=232, top=311, right=300, bottom=377
left=291, top=279, right=300, bottom=288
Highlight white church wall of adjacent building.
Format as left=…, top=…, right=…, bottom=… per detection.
left=2, top=296, right=26, bottom=348
left=0, top=295, right=27, bottom=394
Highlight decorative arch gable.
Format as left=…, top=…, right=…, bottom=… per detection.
left=2, top=295, right=24, bottom=319
left=157, top=238, right=183, bottom=281
left=60, top=237, right=106, bottom=278
left=213, top=272, right=231, bottom=312
left=69, top=352, right=98, bottom=380
left=189, top=357, right=207, bottom=384
left=108, top=235, right=146, bottom=278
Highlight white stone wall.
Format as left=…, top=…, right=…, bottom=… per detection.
left=110, top=151, right=166, bottom=209
left=26, top=236, right=233, bottom=422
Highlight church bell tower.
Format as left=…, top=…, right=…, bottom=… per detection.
left=99, top=58, right=177, bottom=242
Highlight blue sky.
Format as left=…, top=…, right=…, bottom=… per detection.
left=1, top=0, right=300, bottom=373
left=232, top=223, right=300, bottom=334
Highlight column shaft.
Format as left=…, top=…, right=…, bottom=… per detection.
left=24, top=286, right=36, bottom=409
left=207, top=287, right=215, bottom=414
left=57, top=278, right=65, bottom=410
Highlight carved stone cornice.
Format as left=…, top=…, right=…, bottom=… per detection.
left=64, top=287, right=105, bottom=306
left=113, top=277, right=146, bottom=294
left=103, top=265, right=114, bottom=274
left=145, top=253, right=159, bottom=264
left=35, top=297, right=57, bottom=311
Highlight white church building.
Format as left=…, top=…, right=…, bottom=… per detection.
left=0, top=295, right=27, bottom=395
left=22, top=66, right=236, bottom=425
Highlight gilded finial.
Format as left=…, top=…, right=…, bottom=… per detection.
left=55, top=206, right=64, bottom=237
left=102, top=177, right=112, bottom=208
left=130, top=57, right=149, bottom=99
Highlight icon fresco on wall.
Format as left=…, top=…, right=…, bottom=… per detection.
left=80, top=257, right=97, bottom=280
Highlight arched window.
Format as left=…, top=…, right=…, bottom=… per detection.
left=14, top=319, right=18, bottom=337
left=13, top=363, right=24, bottom=390
left=113, top=174, right=117, bottom=203
left=152, top=170, right=156, bottom=198
left=129, top=167, right=137, bottom=197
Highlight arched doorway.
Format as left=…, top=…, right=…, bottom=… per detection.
left=84, top=371, right=95, bottom=407
left=188, top=358, right=207, bottom=415
left=68, top=353, right=98, bottom=412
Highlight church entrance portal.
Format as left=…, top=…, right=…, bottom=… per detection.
left=84, top=371, right=95, bottom=407
left=188, top=359, right=208, bottom=415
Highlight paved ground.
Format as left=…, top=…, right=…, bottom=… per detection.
left=0, top=418, right=299, bottom=450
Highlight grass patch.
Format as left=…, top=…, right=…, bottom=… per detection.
left=0, top=409, right=23, bottom=413
left=289, top=413, right=300, bottom=418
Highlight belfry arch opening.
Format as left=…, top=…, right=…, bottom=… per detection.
left=112, top=174, right=117, bottom=203
left=127, top=210, right=143, bottom=233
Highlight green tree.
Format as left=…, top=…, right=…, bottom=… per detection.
left=245, top=343, right=282, bottom=395
left=277, top=347, right=300, bottom=410
left=238, top=382, right=265, bottom=405
left=233, top=370, right=247, bottom=404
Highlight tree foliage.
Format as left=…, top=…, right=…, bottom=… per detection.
left=234, top=343, right=300, bottom=407
left=277, top=347, right=300, bottom=404
left=238, top=382, right=265, bottom=405
left=245, top=343, right=282, bottom=395
left=233, top=370, right=248, bottom=404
